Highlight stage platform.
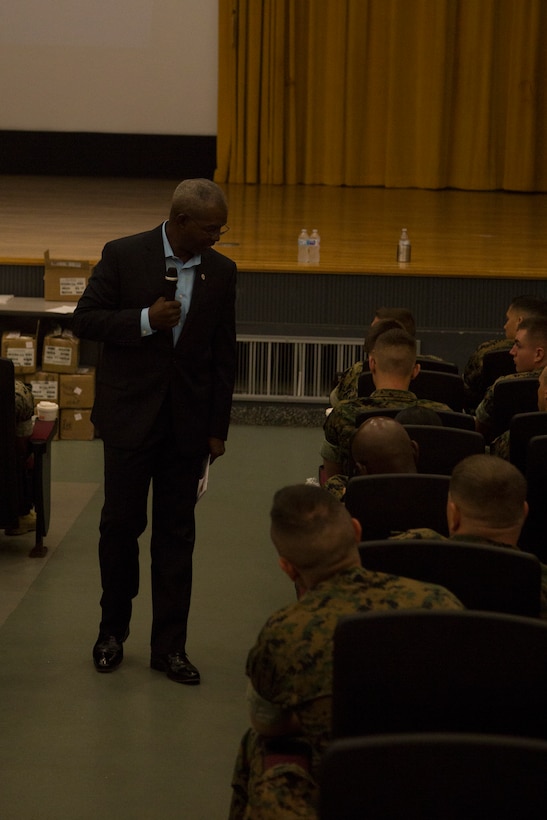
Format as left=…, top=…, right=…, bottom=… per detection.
left=1, top=176, right=546, bottom=371
left=1, top=175, right=546, bottom=278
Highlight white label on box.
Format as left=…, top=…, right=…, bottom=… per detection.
left=74, top=386, right=82, bottom=395
left=74, top=413, right=83, bottom=421
left=43, top=344, right=74, bottom=365
left=6, top=346, right=35, bottom=367
left=30, top=380, right=59, bottom=401
left=59, top=277, right=87, bottom=295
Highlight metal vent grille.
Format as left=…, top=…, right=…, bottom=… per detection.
left=234, top=335, right=363, bottom=402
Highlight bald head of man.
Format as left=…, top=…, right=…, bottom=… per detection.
left=351, top=416, right=419, bottom=476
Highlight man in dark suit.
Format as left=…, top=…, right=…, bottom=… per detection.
left=72, top=178, right=237, bottom=685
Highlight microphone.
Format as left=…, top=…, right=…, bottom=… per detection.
left=165, top=267, right=178, bottom=301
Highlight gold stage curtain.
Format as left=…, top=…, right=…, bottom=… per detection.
left=215, top=0, right=547, bottom=191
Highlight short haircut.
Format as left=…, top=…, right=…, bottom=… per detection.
left=510, top=295, right=547, bottom=318
left=516, top=316, right=547, bottom=346
left=270, top=484, right=356, bottom=572
left=395, top=406, right=443, bottom=426
left=370, top=328, right=417, bottom=377
left=450, top=455, right=527, bottom=528
left=365, top=318, right=405, bottom=354
left=374, top=307, right=417, bottom=336
left=170, top=178, right=227, bottom=219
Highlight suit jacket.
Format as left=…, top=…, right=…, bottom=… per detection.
left=71, top=225, right=237, bottom=454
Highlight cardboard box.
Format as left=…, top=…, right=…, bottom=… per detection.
left=26, top=371, right=59, bottom=403
left=1, top=330, right=37, bottom=374
left=41, top=331, right=80, bottom=374
left=43, top=250, right=91, bottom=302
left=59, top=367, right=96, bottom=408
left=60, top=408, right=95, bottom=440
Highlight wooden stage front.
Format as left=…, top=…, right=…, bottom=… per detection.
left=1, top=176, right=546, bottom=366
left=1, top=175, right=546, bottom=278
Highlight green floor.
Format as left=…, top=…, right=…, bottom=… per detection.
left=0, top=425, right=322, bottom=819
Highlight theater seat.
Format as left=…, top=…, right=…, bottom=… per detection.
left=332, top=610, right=547, bottom=740
left=344, top=473, right=450, bottom=540
left=320, top=733, right=547, bottom=820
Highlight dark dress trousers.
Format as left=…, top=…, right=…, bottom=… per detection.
left=72, top=225, right=237, bottom=653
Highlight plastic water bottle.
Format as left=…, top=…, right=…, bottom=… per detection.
left=308, top=229, right=321, bottom=264
left=397, top=228, right=411, bottom=263
left=297, top=229, right=309, bottom=263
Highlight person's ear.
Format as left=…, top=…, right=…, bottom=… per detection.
left=350, top=517, right=362, bottom=543
left=410, top=440, right=419, bottom=467
left=446, top=496, right=460, bottom=534
left=354, top=461, right=368, bottom=475
left=411, top=362, right=420, bottom=380
left=278, top=556, right=299, bottom=582
left=534, top=346, right=545, bottom=365
left=368, top=354, right=377, bottom=374
left=522, top=500, right=529, bottom=523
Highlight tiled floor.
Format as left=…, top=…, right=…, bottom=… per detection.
left=0, top=425, right=322, bottom=819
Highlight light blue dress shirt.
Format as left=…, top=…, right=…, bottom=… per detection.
left=140, top=222, right=200, bottom=345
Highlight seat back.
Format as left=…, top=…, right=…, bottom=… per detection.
left=410, top=370, right=465, bottom=411
left=415, top=356, right=458, bottom=374
left=0, top=358, right=20, bottom=525
left=320, top=734, right=547, bottom=820
left=360, top=355, right=458, bottom=375
left=480, top=347, right=515, bottom=394
left=519, top=434, right=547, bottom=561
left=509, top=411, right=547, bottom=474
left=354, top=406, right=475, bottom=430
left=490, top=376, right=539, bottom=440
left=358, top=539, right=541, bottom=616
left=332, top=610, right=547, bottom=740
left=357, top=371, right=465, bottom=411
left=344, top=473, right=450, bottom=539
left=402, top=425, right=485, bottom=474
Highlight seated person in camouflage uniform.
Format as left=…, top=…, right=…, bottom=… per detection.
left=324, top=416, right=419, bottom=501
left=463, top=294, right=547, bottom=412
left=392, top=454, right=547, bottom=619
left=229, top=484, right=464, bottom=820
left=321, top=327, right=452, bottom=480
left=475, top=316, right=547, bottom=444
left=492, top=363, right=547, bottom=460
left=5, top=379, right=36, bottom=536
left=330, top=307, right=416, bottom=407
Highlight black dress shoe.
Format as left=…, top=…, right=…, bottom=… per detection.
left=150, top=651, right=201, bottom=685
left=93, top=634, right=124, bottom=673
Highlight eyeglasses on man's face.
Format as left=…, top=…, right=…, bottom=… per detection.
left=182, top=214, right=230, bottom=237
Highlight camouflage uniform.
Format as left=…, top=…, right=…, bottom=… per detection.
left=229, top=566, right=463, bottom=818
left=15, top=379, right=34, bottom=436
left=462, top=337, right=513, bottom=411
left=491, top=429, right=510, bottom=460
left=390, top=529, right=547, bottom=621
left=330, top=361, right=365, bottom=406
left=474, top=369, right=543, bottom=439
left=321, top=389, right=452, bottom=469
left=323, top=474, right=348, bottom=501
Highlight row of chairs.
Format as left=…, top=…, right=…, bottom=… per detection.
left=320, top=350, right=546, bottom=817
left=344, top=470, right=547, bottom=561
left=358, top=538, right=541, bottom=617
left=357, top=370, right=539, bottom=436
left=320, top=609, right=547, bottom=818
